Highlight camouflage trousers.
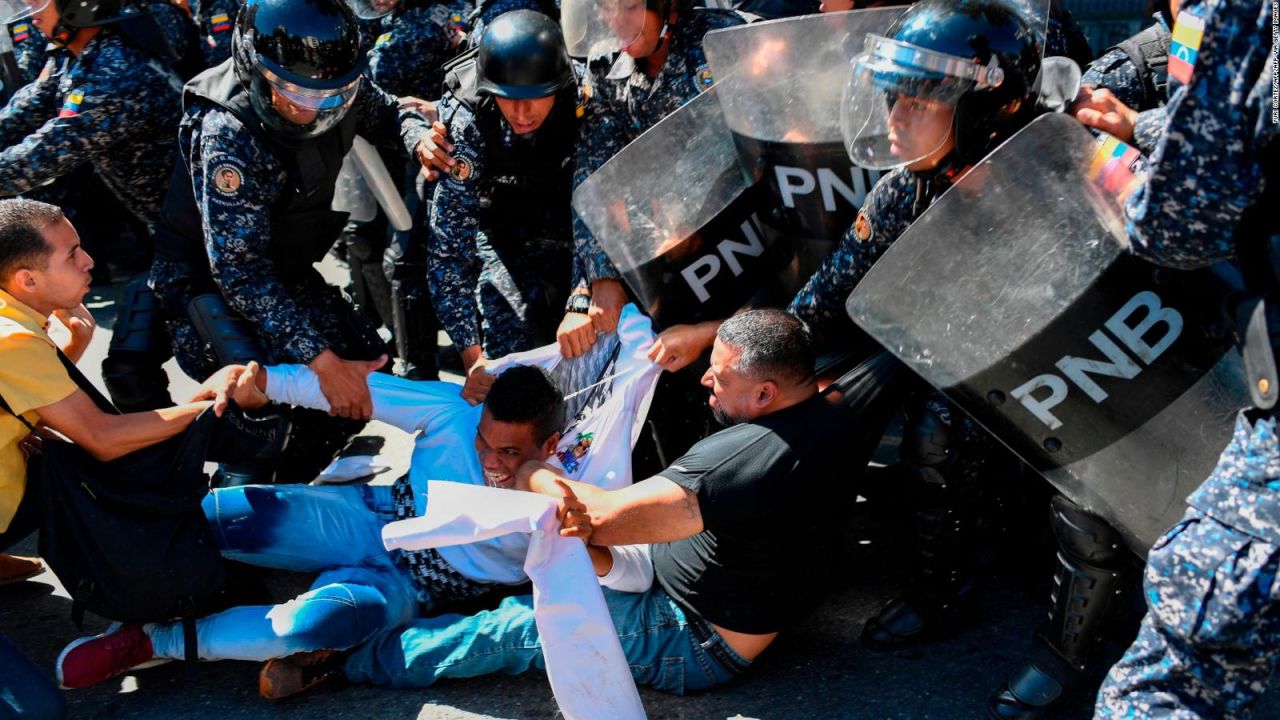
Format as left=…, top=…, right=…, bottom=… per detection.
left=1094, top=509, right=1280, bottom=718
left=474, top=228, right=572, bottom=359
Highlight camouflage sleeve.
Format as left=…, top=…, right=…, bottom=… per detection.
left=192, top=115, right=331, bottom=362
left=571, top=72, right=627, bottom=285
left=353, top=76, right=431, bottom=161
left=1131, top=106, right=1166, bottom=156
left=0, top=70, right=137, bottom=195
left=194, top=0, right=236, bottom=67
left=367, top=8, right=453, bottom=99
left=0, top=62, right=56, bottom=149
left=1124, top=0, right=1274, bottom=270
left=9, top=23, right=46, bottom=85
left=787, top=170, right=907, bottom=334
left=426, top=107, right=485, bottom=350
left=1081, top=48, right=1149, bottom=111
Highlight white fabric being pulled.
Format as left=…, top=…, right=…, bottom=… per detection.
left=382, top=481, right=646, bottom=720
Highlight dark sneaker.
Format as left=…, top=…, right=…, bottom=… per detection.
left=259, top=649, right=346, bottom=700
left=56, top=623, right=170, bottom=689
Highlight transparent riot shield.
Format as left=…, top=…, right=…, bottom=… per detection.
left=573, top=87, right=787, bottom=329
left=703, top=9, right=903, bottom=289
left=846, top=113, right=1250, bottom=551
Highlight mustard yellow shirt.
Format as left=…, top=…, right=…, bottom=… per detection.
left=0, top=289, right=77, bottom=532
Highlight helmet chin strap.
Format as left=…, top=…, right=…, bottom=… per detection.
left=50, top=20, right=77, bottom=46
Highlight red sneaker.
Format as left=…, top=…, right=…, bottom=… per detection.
left=56, top=623, right=170, bottom=689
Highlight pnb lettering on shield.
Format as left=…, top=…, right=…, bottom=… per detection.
left=1009, top=291, right=1183, bottom=430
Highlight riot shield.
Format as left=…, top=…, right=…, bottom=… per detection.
left=573, top=87, right=787, bottom=329
left=703, top=9, right=902, bottom=288
left=845, top=113, right=1250, bottom=552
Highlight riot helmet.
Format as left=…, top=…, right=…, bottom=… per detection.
left=477, top=10, right=575, bottom=100
left=232, top=0, right=366, bottom=141
left=1, top=0, right=148, bottom=46
left=344, top=0, right=399, bottom=20
left=840, top=0, right=1043, bottom=171
left=561, top=0, right=680, bottom=59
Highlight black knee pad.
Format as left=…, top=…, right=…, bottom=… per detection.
left=1049, top=494, right=1126, bottom=566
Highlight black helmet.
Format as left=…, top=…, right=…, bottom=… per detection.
left=0, top=0, right=150, bottom=46
left=841, top=0, right=1043, bottom=170
left=477, top=10, right=575, bottom=99
left=232, top=0, right=366, bottom=141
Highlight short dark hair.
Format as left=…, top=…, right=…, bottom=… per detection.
left=0, top=199, right=64, bottom=283
left=716, top=309, right=815, bottom=385
left=484, top=364, right=566, bottom=444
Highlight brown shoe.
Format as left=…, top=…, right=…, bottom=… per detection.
left=259, top=649, right=344, bottom=701
left=0, top=554, right=43, bottom=586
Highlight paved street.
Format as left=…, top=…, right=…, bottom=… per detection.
left=3, top=270, right=1277, bottom=719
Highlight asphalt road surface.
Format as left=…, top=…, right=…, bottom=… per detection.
left=3, top=270, right=1277, bottom=720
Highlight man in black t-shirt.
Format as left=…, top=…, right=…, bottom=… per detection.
left=303, top=308, right=899, bottom=697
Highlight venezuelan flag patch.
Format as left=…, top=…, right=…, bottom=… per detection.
left=211, top=13, right=231, bottom=32
left=1089, top=134, right=1144, bottom=204
left=1168, top=11, right=1206, bottom=85
left=58, top=92, right=83, bottom=118
left=12, top=24, right=29, bottom=42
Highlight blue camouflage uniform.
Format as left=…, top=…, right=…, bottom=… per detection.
left=1092, top=0, right=1279, bottom=717
left=6, top=20, right=46, bottom=86
left=190, top=0, right=238, bottom=67
left=571, top=7, right=746, bottom=286
left=150, top=70, right=431, bottom=380
left=1081, top=13, right=1172, bottom=156
left=0, top=25, right=182, bottom=224
left=368, top=0, right=471, bottom=99
left=427, top=79, right=578, bottom=358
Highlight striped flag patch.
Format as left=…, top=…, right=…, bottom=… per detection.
left=57, top=92, right=84, bottom=118
left=1090, top=134, right=1144, bottom=204
left=1168, top=11, right=1206, bottom=85
left=210, top=13, right=231, bottom=32
left=12, top=24, right=29, bottom=42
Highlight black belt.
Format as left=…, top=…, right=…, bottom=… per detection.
left=685, top=614, right=751, bottom=677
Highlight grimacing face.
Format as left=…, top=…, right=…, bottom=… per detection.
left=474, top=408, right=558, bottom=489
left=700, top=339, right=760, bottom=426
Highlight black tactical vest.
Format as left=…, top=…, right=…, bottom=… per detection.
left=444, top=52, right=575, bottom=245
left=152, top=60, right=359, bottom=281
left=1112, top=21, right=1172, bottom=107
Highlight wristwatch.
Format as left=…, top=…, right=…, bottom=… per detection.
left=565, top=293, right=592, bottom=314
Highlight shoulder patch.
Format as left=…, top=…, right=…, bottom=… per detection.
left=12, top=24, right=30, bottom=42
left=694, top=64, right=714, bottom=92
left=576, top=78, right=592, bottom=118
left=208, top=157, right=250, bottom=206
left=1167, top=10, right=1205, bottom=85
left=57, top=92, right=84, bottom=118
left=210, top=13, right=232, bottom=32
left=448, top=156, right=474, bottom=182
left=375, top=31, right=392, bottom=47
left=853, top=211, right=873, bottom=243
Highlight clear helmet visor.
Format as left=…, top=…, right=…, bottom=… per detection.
left=1, top=0, right=50, bottom=25
left=561, top=0, right=648, bottom=58
left=841, top=34, right=1002, bottom=170
left=250, top=66, right=361, bottom=140
left=344, top=0, right=399, bottom=20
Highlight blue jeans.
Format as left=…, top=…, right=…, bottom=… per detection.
left=0, top=633, right=64, bottom=720
left=149, top=484, right=420, bottom=662
left=343, top=584, right=750, bottom=696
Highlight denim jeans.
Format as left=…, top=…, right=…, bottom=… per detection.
left=0, top=633, right=64, bottom=720
left=149, top=484, right=420, bottom=661
left=343, top=584, right=750, bottom=696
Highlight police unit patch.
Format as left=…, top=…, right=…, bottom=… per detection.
left=695, top=64, right=714, bottom=91
left=57, top=92, right=83, bottom=118
left=212, top=163, right=242, bottom=196
left=853, top=211, right=873, bottom=243
left=1168, top=10, right=1205, bottom=85
left=449, top=158, right=473, bottom=182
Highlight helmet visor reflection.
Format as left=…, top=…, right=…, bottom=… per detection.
left=561, top=0, right=646, bottom=58
left=258, top=65, right=361, bottom=111
left=1, top=0, right=50, bottom=25
left=344, top=0, right=399, bottom=20
left=840, top=35, right=981, bottom=170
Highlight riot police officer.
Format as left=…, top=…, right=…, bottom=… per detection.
left=1092, top=0, right=1277, bottom=717
left=558, top=0, right=746, bottom=356
left=150, top=0, right=438, bottom=483
left=789, top=0, right=1048, bottom=664
left=429, top=9, right=578, bottom=400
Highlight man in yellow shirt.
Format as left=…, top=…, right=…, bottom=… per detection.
left=0, top=198, right=233, bottom=718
